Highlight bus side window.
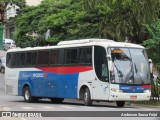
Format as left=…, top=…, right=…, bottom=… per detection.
left=26, top=52, right=37, bottom=66
left=37, top=50, right=49, bottom=66
left=50, top=49, right=63, bottom=65
left=64, top=48, right=78, bottom=65
left=20, top=53, right=25, bottom=66
left=78, top=47, right=92, bottom=65
left=6, top=53, right=12, bottom=67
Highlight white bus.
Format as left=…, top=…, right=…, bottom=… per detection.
left=5, top=39, right=152, bottom=107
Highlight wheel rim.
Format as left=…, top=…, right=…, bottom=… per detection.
left=1, top=68, right=4, bottom=73
left=25, top=90, right=30, bottom=100
left=84, top=91, right=88, bottom=102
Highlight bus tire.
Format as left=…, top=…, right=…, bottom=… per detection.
left=51, top=98, right=64, bottom=103
left=23, top=86, right=33, bottom=103
left=116, top=101, right=125, bottom=107
left=1, top=67, right=5, bottom=73
left=84, top=88, right=92, bottom=106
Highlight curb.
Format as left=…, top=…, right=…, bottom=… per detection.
left=129, top=103, right=160, bottom=109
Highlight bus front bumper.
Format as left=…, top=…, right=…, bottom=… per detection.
left=109, top=92, right=151, bottom=101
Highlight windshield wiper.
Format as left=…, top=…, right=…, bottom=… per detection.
left=113, top=62, right=123, bottom=82
left=124, top=61, right=134, bottom=84
left=134, top=63, right=145, bottom=84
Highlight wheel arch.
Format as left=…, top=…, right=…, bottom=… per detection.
left=22, top=83, right=32, bottom=96
left=79, top=84, right=92, bottom=100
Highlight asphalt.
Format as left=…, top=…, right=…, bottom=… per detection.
left=0, top=50, right=7, bottom=58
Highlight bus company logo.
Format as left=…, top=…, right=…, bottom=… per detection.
left=120, top=87, right=130, bottom=90
left=44, top=72, right=47, bottom=78
left=2, top=112, right=11, bottom=117
left=33, top=73, right=44, bottom=78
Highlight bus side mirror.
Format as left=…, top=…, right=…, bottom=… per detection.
left=107, top=54, right=112, bottom=71
left=149, top=59, right=153, bottom=74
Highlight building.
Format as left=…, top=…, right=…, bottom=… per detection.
left=26, top=0, right=42, bottom=6
left=3, top=3, right=20, bottom=40
left=3, top=0, right=43, bottom=40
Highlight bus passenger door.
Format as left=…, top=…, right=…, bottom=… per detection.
left=92, top=65, right=110, bottom=100
left=92, top=46, right=110, bottom=100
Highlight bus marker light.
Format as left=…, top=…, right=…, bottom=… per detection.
left=111, top=88, right=123, bottom=93
left=143, top=90, right=151, bottom=93
left=113, top=49, right=123, bottom=53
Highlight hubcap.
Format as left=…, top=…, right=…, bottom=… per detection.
left=1, top=68, right=4, bottom=73
left=84, top=91, right=88, bottom=102
left=25, top=90, right=30, bottom=100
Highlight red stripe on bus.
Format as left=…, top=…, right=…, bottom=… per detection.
left=141, top=85, right=151, bottom=89
left=37, top=66, right=93, bottom=74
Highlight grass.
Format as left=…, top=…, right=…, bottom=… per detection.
left=130, top=99, right=160, bottom=106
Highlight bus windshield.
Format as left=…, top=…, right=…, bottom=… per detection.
left=108, top=48, right=150, bottom=85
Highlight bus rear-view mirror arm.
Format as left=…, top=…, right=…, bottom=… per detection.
left=107, top=54, right=113, bottom=71
left=149, top=59, right=153, bottom=74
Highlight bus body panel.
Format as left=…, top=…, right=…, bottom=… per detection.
left=78, top=70, right=95, bottom=99
left=17, top=66, right=93, bottom=99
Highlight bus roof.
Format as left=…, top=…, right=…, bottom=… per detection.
left=7, top=38, right=144, bottom=52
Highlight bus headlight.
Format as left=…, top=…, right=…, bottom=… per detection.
left=111, top=88, right=123, bottom=93
left=143, top=90, right=151, bottom=93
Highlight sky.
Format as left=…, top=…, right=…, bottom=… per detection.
left=25, top=0, right=42, bottom=6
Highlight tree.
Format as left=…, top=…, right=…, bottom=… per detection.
left=0, top=0, right=25, bottom=23
left=82, top=0, right=160, bottom=43
left=16, top=0, right=103, bottom=47
left=143, top=20, right=160, bottom=72
left=15, top=0, right=160, bottom=46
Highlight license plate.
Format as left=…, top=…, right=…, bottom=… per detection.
left=130, top=95, right=137, bottom=99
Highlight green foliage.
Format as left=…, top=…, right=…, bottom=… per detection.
left=83, top=0, right=160, bottom=42
left=15, top=0, right=160, bottom=46
left=143, top=20, right=160, bottom=69
left=151, top=75, right=160, bottom=101
left=16, top=0, right=102, bottom=47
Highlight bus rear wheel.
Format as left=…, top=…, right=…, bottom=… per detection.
left=116, top=101, right=125, bottom=107
left=84, top=88, right=92, bottom=106
left=23, top=86, right=34, bottom=103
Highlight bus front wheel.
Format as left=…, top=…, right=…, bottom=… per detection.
left=116, top=101, right=125, bottom=107
left=84, top=88, right=92, bottom=106
left=23, top=86, right=33, bottom=103
left=1, top=67, right=5, bottom=73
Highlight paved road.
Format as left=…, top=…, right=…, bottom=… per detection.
left=0, top=50, right=159, bottom=120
